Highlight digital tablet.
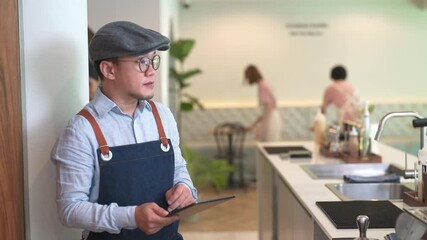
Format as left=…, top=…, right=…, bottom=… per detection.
left=263, top=145, right=310, bottom=155
left=167, top=195, right=235, bottom=218
left=280, top=150, right=312, bottom=160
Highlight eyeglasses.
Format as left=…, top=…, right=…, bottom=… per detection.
left=117, top=55, right=161, bottom=73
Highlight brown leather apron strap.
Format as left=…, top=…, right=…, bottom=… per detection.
left=78, top=101, right=168, bottom=157
left=147, top=100, right=169, bottom=147
left=77, top=109, right=111, bottom=156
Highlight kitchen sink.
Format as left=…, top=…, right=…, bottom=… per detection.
left=325, top=183, right=414, bottom=201
left=300, top=163, right=404, bottom=179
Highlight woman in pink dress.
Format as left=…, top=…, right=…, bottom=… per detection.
left=244, top=65, right=283, bottom=141
left=321, top=65, right=359, bottom=125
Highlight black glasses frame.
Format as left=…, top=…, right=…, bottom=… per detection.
left=117, top=54, right=161, bottom=73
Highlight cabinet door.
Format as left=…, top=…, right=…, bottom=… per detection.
left=257, top=153, right=274, bottom=240
left=276, top=175, right=293, bottom=240
left=293, top=198, right=314, bottom=239
left=276, top=176, right=314, bottom=240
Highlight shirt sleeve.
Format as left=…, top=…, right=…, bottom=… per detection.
left=51, top=117, right=137, bottom=233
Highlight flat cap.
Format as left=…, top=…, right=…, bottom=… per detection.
left=89, top=21, right=170, bottom=61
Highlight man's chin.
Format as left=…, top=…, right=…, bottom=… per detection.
left=139, top=94, right=154, bottom=101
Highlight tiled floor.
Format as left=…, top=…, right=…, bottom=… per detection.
left=179, top=183, right=258, bottom=240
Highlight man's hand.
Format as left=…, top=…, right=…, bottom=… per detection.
left=135, top=202, right=178, bottom=235
left=165, top=184, right=196, bottom=212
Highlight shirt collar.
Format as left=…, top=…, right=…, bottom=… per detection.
left=91, top=88, right=153, bottom=117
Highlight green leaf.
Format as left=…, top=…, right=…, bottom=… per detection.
left=207, top=159, right=235, bottom=192
left=169, top=68, right=202, bottom=89
left=169, top=68, right=184, bottom=87
left=182, top=93, right=205, bottom=110
left=181, top=146, right=234, bottom=191
left=179, top=69, right=202, bottom=86
left=368, top=104, right=375, bottom=114
left=170, top=39, right=195, bottom=63
left=180, top=102, right=194, bottom=112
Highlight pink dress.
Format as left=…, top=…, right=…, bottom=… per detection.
left=321, top=81, right=359, bottom=123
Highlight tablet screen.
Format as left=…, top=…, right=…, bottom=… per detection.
left=167, top=195, right=235, bottom=218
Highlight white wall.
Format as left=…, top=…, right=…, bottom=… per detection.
left=179, top=0, right=427, bottom=107
left=20, top=0, right=87, bottom=239
left=19, top=1, right=178, bottom=239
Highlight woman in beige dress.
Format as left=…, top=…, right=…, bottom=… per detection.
left=244, top=65, right=283, bottom=141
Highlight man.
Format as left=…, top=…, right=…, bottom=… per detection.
left=321, top=65, right=359, bottom=125
left=51, top=21, right=197, bottom=240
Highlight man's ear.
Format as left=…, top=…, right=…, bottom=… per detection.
left=99, top=60, right=115, bottom=79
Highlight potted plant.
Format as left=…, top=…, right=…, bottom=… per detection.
left=169, top=39, right=204, bottom=130
left=169, top=39, right=234, bottom=191
left=182, top=146, right=234, bottom=192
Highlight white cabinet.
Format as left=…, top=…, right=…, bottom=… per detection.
left=256, top=142, right=411, bottom=240
left=276, top=174, right=313, bottom=240
left=257, top=151, right=274, bottom=240
left=276, top=174, right=293, bottom=240
left=257, top=153, right=314, bottom=240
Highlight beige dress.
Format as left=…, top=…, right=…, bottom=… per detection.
left=258, top=80, right=283, bottom=141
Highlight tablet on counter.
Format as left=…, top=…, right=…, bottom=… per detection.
left=167, top=195, right=235, bottom=218
left=280, top=149, right=312, bottom=159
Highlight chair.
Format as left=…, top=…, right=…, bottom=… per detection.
left=213, top=122, right=246, bottom=187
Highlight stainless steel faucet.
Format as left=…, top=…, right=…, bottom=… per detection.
left=374, top=111, right=425, bottom=149
left=374, top=111, right=426, bottom=179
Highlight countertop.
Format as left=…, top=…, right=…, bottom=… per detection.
left=257, top=140, right=419, bottom=239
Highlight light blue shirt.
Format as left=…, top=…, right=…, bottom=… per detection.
left=51, top=89, right=197, bottom=234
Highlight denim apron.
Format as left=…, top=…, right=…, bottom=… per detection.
left=78, top=100, right=182, bottom=240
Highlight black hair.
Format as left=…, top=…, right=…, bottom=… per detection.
left=93, top=60, right=103, bottom=80
left=330, top=65, right=347, bottom=80
left=89, top=61, right=98, bottom=80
